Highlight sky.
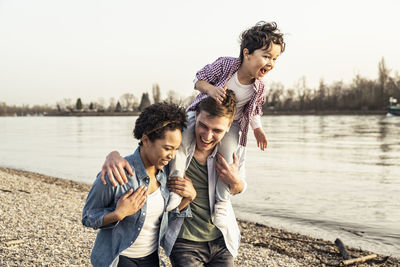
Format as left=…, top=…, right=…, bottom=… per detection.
left=1, top=0, right=400, bottom=106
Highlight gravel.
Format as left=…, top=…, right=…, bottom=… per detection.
left=1, top=167, right=398, bottom=267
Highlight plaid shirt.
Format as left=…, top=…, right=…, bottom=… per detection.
left=187, top=57, right=266, bottom=147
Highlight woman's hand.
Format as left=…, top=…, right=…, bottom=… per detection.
left=100, top=151, right=134, bottom=186
left=114, top=186, right=147, bottom=220
left=168, top=175, right=196, bottom=211
left=253, top=128, right=268, bottom=151
left=167, top=175, right=196, bottom=201
left=102, top=186, right=147, bottom=226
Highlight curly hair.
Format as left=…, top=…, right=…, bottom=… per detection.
left=239, top=21, right=285, bottom=61
left=133, top=102, right=187, bottom=146
left=196, top=89, right=237, bottom=123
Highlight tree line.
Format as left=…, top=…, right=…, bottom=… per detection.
left=1, top=58, right=399, bottom=116
left=0, top=84, right=196, bottom=116
left=263, top=58, right=399, bottom=113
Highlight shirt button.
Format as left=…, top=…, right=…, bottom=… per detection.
left=142, top=212, right=146, bottom=216
left=138, top=227, right=141, bottom=231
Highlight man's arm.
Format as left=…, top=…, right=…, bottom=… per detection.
left=100, top=151, right=133, bottom=186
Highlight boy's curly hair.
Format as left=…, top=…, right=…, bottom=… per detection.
left=196, top=89, right=237, bottom=123
left=239, top=21, right=285, bottom=61
left=134, top=102, right=187, bottom=146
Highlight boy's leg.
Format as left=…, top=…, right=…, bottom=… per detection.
left=216, top=121, right=240, bottom=165
left=213, top=180, right=230, bottom=228
left=167, top=112, right=196, bottom=211
left=213, top=121, right=240, bottom=227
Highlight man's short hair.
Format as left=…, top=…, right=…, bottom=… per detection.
left=196, top=89, right=237, bottom=123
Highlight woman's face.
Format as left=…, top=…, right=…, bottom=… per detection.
left=142, top=129, right=182, bottom=170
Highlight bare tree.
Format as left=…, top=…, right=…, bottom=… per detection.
left=119, top=93, right=136, bottom=110
left=56, top=98, right=73, bottom=111
left=152, top=84, right=161, bottom=104
left=97, top=97, right=106, bottom=110
left=378, top=57, right=390, bottom=107
left=108, top=97, right=116, bottom=111
left=166, top=90, right=182, bottom=104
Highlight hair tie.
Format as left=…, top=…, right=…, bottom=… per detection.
left=145, top=121, right=177, bottom=136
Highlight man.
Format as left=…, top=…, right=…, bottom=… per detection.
left=101, top=91, right=246, bottom=266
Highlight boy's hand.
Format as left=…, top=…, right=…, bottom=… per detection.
left=253, top=128, right=268, bottom=151
left=114, top=186, right=147, bottom=220
left=208, top=86, right=226, bottom=104
left=100, top=151, right=133, bottom=186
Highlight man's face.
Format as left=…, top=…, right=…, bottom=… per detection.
left=194, top=110, right=231, bottom=154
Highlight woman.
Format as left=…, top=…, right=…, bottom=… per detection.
left=82, top=102, right=195, bottom=267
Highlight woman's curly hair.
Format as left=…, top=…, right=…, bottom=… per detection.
left=239, top=21, right=285, bottom=61
left=133, top=102, right=187, bottom=146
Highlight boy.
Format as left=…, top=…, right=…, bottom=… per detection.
left=167, top=21, right=286, bottom=228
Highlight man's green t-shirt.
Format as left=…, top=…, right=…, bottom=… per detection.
left=178, top=157, right=222, bottom=241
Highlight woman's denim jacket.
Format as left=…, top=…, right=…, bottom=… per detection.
left=82, top=148, right=170, bottom=267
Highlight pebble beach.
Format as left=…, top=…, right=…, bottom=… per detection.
left=0, top=167, right=398, bottom=267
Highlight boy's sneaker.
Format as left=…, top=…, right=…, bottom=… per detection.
left=212, top=201, right=228, bottom=228
left=166, top=192, right=182, bottom=211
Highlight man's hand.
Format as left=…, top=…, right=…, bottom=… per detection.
left=253, top=128, right=268, bottom=151
left=114, top=186, right=147, bottom=220
left=167, top=175, right=196, bottom=201
left=100, top=151, right=133, bottom=186
left=216, top=153, right=243, bottom=195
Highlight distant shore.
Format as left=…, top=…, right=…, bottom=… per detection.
left=0, top=167, right=398, bottom=266
left=0, top=109, right=389, bottom=117
left=41, top=109, right=387, bottom=117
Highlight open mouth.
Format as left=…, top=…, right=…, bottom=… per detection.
left=200, top=137, right=213, bottom=145
left=260, top=67, right=268, bottom=75
left=161, top=160, right=169, bottom=166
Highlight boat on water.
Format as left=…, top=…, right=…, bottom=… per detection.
left=387, top=97, right=400, bottom=116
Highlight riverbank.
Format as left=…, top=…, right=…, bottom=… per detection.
left=2, top=109, right=385, bottom=117
left=0, top=167, right=398, bottom=266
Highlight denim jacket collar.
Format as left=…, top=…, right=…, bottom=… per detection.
left=130, top=147, right=166, bottom=182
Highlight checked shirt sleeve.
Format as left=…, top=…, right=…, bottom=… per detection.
left=195, top=57, right=226, bottom=86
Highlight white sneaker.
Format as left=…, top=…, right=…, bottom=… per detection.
left=166, top=192, right=183, bottom=211
left=213, top=201, right=228, bottom=228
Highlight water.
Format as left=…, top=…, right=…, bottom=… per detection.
left=1, top=115, right=399, bottom=256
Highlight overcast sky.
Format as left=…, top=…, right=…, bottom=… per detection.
left=1, top=0, right=400, bottom=106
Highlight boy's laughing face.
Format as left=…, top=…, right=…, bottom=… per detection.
left=240, top=42, right=281, bottom=84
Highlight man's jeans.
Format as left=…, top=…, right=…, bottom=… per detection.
left=169, top=237, right=234, bottom=267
